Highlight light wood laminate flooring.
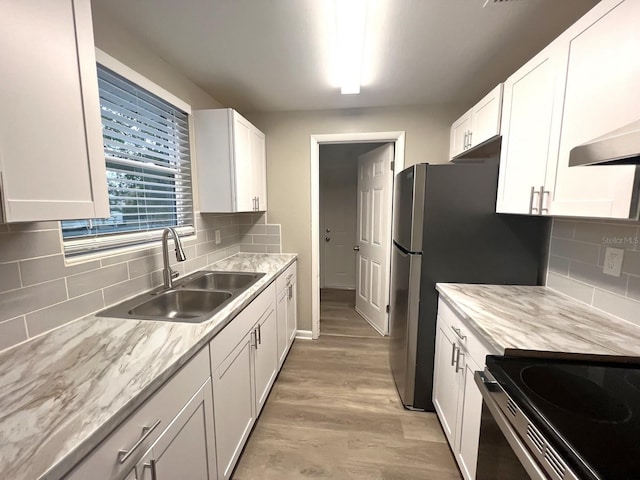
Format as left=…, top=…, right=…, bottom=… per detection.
left=232, top=289, right=461, bottom=479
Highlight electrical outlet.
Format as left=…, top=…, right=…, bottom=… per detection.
left=603, top=247, right=624, bottom=277
left=214, top=229, right=221, bottom=244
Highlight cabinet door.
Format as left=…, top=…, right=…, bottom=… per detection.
left=276, top=288, right=289, bottom=368
left=552, top=0, right=639, bottom=219
left=470, top=84, right=502, bottom=148
left=213, top=333, right=255, bottom=480
left=449, top=112, right=472, bottom=159
left=286, top=277, right=297, bottom=344
left=496, top=45, right=563, bottom=214
left=253, top=305, right=278, bottom=415
left=456, top=355, right=483, bottom=480
left=139, top=379, right=217, bottom=480
left=251, top=128, right=268, bottom=211
left=232, top=113, right=254, bottom=212
left=432, top=324, right=461, bottom=446
left=0, top=0, right=108, bottom=222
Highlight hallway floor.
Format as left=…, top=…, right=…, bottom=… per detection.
left=232, top=289, right=461, bottom=479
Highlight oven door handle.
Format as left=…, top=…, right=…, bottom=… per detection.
left=474, top=371, right=548, bottom=480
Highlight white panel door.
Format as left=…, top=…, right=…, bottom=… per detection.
left=457, top=355, right=483, bottom=480
left=552, top=0, right=639, bottom=218
left=355, top=144, right=394, bottom=335
left=432, top=325, right=460, bottom=447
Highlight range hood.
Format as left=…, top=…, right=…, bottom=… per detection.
left=569, top=119, right=640, bottom=166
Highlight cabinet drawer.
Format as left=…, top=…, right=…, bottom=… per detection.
left=276, top=262, right=296, bottom=293
left=210, top=282, right=276, bottom=370
left=437, top=298, right=495, bottom=368
left=65, top=347, right=210, bottom=480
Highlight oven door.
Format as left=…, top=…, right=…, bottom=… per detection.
left=474, top=371, right=547, bottom=480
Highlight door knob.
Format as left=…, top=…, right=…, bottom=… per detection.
left=326, top=228, right=331, bottom=233
left=325, top=236, right=330, bottom=242
left=353, top=246, right=360, bottom=251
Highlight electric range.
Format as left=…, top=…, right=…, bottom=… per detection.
left=475, top=355, right=640, bottom=480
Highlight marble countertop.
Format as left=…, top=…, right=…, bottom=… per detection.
left=0, top=253, right=296, bottom=480
left=436, top=283, right=640, bottom=359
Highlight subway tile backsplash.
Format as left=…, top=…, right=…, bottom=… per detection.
left=547, top=218, right=640, bottom=326
left=0, top=212, right=281, bottom=352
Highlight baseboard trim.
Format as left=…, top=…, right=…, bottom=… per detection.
left=295, top=330, right=313, bottom=340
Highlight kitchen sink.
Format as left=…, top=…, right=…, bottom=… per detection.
left=129, top=289, right=232, bottom=321
left=97, top=270, right=265, bottom=323
left=177, top=271, right=265, bottom=292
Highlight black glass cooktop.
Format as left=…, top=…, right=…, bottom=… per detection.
left=486, top=355, right=640, bottom=480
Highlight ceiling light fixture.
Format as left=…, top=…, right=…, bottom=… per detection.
left=335, top=0, right=368, bottom=94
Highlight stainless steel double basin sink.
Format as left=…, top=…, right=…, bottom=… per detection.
left=98, top=271, right=265, bottom=323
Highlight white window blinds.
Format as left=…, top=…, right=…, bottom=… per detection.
left=62, top=64, right=193, bottom=256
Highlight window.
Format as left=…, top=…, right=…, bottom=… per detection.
left=62, top=63, right=193, bottom=256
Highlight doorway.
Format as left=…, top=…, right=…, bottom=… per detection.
left=319, top=143, right=384, bottom=338
left=310, top=131, right=406, bottom=340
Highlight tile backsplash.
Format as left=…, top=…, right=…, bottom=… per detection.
left=547, top=218, right=640, bottom=326
left=0, top=212, right=281, bottom=352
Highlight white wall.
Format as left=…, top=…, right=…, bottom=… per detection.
left=247, top=105, right=459, bottom=330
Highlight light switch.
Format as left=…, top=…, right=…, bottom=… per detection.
left=603, top=247, right=624, bottom=277
left=215, top=229, right=221, bottom=244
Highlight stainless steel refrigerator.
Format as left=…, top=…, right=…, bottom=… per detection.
left=389, top=162, right=549, bottom=411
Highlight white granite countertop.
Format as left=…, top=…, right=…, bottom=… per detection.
left=0, top=253, right=296, bottom=480
left=436, top=283, right=640, bottom=359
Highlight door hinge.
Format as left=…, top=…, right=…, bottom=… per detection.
left=386, top=304, right=390, bottom=313
left=390, top=161, right=395, bottom=171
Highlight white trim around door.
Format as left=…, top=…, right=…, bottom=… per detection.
left=310, top=131, right=406, bottom=340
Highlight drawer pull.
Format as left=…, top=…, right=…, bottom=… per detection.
left=451, top=326, right=466, bottom=340
left=117, top=420, right=161, bottom=464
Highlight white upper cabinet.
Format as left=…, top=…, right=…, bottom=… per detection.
left=194, top=108, right=268, bottom=213
left=449, top=85, right=503, bottom=160
left=497, top=43, right=565, bottom=215
left=0, top=0, right=108, bottom=222
left=498, top=0, right=640, bottom=219
left=551, top=0, right=639, bottom=219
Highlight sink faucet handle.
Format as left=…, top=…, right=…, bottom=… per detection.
left=171, top=269, right=180, bottom=279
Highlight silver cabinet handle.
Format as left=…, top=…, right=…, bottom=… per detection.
left=144, top=459, right=158, bottom=480
left=451, top=343, right=458, bottom=367
left=463, top=131, right=468, bottom=150
left=117, top=420, right=161, bottom=464
left=468, top=131, right=472, bottom=148
left=286, top=273, right=293, bottom=283
left=451, top=326, right=466, bottom=341
left=529, top=186, right=540, bottom=214
left=257, top=324, right=262, bottom=345
left=455, top=351, right=464, bottom=373
left=288, top=284, right=293, bottom=300
left=539, top=187, right=550, bottom=213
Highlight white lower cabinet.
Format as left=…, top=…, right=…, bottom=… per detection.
left=66, top=264, right=298, bottom=480
left=433, top=298, right=492, bottom=480
left=212, top=331, right=256, bottom=479
left=209, top=281, right=279, bottom=479
left=136, top=378, right=217, bottom=480
left=65, top=348, right=213, bottom=480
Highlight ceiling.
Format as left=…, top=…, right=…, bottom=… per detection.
left=92, top=0, right=599, bottom=113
